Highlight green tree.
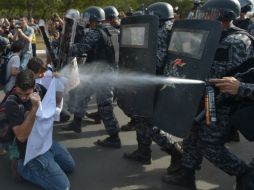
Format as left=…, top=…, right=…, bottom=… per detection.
left=0, top=0, right=193, bottom=19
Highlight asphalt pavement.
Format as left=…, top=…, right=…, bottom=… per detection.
left=0, top=101, right=253, bottom=190
left=0, top=52, right=253, bottom=190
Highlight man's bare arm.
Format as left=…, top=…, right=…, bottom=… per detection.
left=17, top=28, right=33, bottom=42
left=12, top=93, right=40, bottom=142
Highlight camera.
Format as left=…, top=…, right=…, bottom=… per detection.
left=15, top=21, right=21, bottom=29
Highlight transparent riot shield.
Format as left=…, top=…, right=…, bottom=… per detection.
left=58, top=9, right=80, bottom=69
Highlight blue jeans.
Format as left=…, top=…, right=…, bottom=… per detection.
left=20, top=52, right=32, bottom=70
left=18, top=141, right=75, bottom=190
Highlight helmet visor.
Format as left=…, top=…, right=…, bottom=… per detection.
left=195, top=8, right=227, bottom=21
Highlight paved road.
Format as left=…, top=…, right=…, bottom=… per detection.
left=0, top=100, right=253, bottom=190
left=0, top=52, right=253, bottom=190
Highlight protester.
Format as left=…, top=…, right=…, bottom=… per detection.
left=12, top=17, right=34, bottom=70
left=29, top=17, right=39, bottom=57
left=27, top=57, right=66, bottom=114
left=5, top=69, right=75, bottom=189
left=4, top=40, right=23, bottom=94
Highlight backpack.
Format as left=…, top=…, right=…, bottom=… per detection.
left=0, top=83, right=46, bottom=144
left=219, top=27, right=254, bottom=141
left=0, top=53, right=15, bottom=90
left=99, top=25, right=119, bottom=69
left=0, top=94, right=24, bottom=143
left=218, top=26, right=254, bottom=77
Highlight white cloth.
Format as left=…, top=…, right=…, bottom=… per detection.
left=62, top=57, right=80, bottom=92
left=36, top=66, right=65, bottom=92
left=54, top=98, right=63, bottom=122
left=35, top=68, right=64, bottom=122
left=24, top=78, right=57, bottom=165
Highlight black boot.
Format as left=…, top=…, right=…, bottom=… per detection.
left=226, top=128, right=240, bottom=143
left=231, top=130, right=240, bottom=142
left=235, top=169, right=254, bottom=190
left=59, top=109, right=71, bottom=122
left=165, top=142, right=183, bottom=174
left=121, top=118, right=136, bottom=131
left=123, top=146, right=151, bottom=165
left=162, top=166, right=196, bottom=190
left=96, top=134, right=121, bottom=148
left=61, top=116, right=82, bottom=133
left=86, top=111, right=101, bottom=124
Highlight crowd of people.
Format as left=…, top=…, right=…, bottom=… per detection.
left=0, top=0, right=254, bottom=190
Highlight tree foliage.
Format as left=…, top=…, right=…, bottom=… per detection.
left=0, top=0, right=193, bottom=19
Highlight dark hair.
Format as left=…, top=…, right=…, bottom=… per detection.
left=15, top=69, right=35, bottom=90
left=27, top=57, right=46, bottom=74
left=10, top=40, right=23, bottom=53
left=20, top=16, right=28, bottom=22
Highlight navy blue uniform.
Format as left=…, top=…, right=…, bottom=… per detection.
left=69, top=24, right=120, bottom=136
left=181, top=28, right=254, bottom=176
left=135, top=21, right=176, bottom=155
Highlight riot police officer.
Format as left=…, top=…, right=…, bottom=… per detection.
left=62, top=6, right=121, bottom=148
left=120, top=3, right=175, bottom=133
left=122, top=2, right=182, bottom=168
left=210, top=72, right=254, bottom=189
left=162, top=0, right=254, bottom=189
left=234, top=0, right=254, bottom=36
left=227, top=0, right=254, bottom=142
left=227, top=0, right=254, bottom=143
left=85, top=5, right=120, bottom=123
left=104, top=6, right=120, bottom=29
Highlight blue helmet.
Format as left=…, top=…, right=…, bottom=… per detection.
left=147, top=2, right=174, bottom=21
left=83, top=6, right=105, bottom=22
left=104, top=6, right=119, bottom=20
left=65, top=9, right=80, bottom=19
left=201, top=0, right=241, bottom=21
left=239, top=0, right=254, bottom=13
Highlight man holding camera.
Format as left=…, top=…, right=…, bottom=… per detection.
left=12, top=17, right=34, bottom=70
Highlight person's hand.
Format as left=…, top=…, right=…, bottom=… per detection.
left=69, top=42, right=74, bottom=48
left=209, top=77, right=240, bottom=95
left=29, top=92, right=41, bottom=107
left=55, top=13, right=60, bottom=19
left=38, top=73, right=45, bottom=78
left=52, top=71, right=60, bottom=77
left=7, top=33, right=13, bottom=38
left=7, top=33, right=13, bottom=39
left=16, top=28, right=22, bottom=34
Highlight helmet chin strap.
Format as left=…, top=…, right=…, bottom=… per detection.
left=221, top=20, right=233, bottom=30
